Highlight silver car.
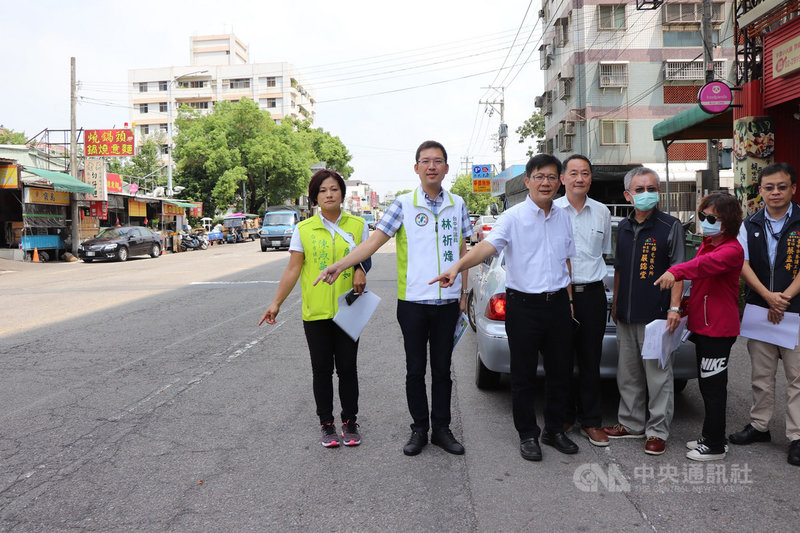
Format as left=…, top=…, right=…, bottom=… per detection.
left=466, top=219, right=697, bottom=390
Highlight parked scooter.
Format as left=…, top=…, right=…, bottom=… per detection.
left=179, top=231, right=209, bottom=251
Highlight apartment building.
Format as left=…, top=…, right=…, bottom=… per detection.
left=534, top=0, right=736, bottom=203
left=128, top=33, right=315, bottom=152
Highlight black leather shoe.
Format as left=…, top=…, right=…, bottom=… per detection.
left=431, top=428, right=465, bottom=455
left=403, top=430, right=428, bottom=456
left=788, top=440, right=800, bottom=466
left=541, top=430, right=579, bottom=454
left=728, top=424, right=771, bottom=445
left=520, top=437, right=542, bottom=461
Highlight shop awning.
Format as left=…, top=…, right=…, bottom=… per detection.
left=164, top=200, right=196, bottom=208
left=23, top=167, right=95, bottom=194
left=652, top=105, right=733, bottom=141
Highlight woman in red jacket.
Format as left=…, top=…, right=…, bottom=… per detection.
left=654, top=193, right=744, bottom=462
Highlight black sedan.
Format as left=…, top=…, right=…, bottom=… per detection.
left=78, top=226, right=163, bottom=262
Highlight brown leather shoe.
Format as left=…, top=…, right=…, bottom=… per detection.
left=603, top=423, right=645, bottom=439
left=581, top=426, right=610, bottom=447
left=645, top=436, right=666, bottom=455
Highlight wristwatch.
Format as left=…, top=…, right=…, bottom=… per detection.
left=667, top=307, right=680, bottom=313
left=461, top=290, right=469, bottom=295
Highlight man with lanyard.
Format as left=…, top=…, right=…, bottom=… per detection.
left=553, top=155, right=612, bottom=447
left=315, top=140, right=472, bottom=457
left=432, top=153, right=579, bottom=461
left=603, top=167, right=684, bottom=456
left=730, top=162, right=800, bottom=467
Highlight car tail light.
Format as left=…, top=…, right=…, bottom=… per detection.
left=485, top=293, right=506, bottom=321
left=481, top=225, right=492, bottom=231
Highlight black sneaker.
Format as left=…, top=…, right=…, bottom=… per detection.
left=686, top=443, right=727, bottom=462
left=686, top=437, right=728, bottom=452
left=320, top=423, right=340, bottom=448
left=341, top=420, right=361, bottom=446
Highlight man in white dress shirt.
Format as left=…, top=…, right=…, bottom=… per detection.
left=553, top=155, right=612, bottom=447
left=431, top=154, right=579, bottom=461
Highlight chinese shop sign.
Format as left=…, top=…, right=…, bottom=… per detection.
left=84, top=129, right=135, bottom=157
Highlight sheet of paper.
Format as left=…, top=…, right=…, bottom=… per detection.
left=453, top=313, right=469, bottom=349
left=740, top=303, right=800, bottom=350
left=332, top=289, right=381, bottom=342
left=641, top=316, right=688, bottom=368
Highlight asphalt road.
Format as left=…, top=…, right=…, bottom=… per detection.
left=0, top=241, right=798, bottom=532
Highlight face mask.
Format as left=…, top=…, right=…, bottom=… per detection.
left=631, top=191, right=659, bottom=211
left=700, top=219, right=722, bottom=237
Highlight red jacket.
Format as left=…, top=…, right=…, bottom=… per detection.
left=668, top=235, right=744, bottom=337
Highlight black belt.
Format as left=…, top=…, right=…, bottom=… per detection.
left=572, top=280, right=604, bottom=293
left=506, top=287, right=567, bottom=303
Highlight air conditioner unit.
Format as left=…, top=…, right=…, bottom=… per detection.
left=564, top=121, right=576, bottom=135
left=534, top=95, right=544, bottom=108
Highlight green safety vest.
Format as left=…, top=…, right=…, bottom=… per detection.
left=297, top=213, right=366, bottom=321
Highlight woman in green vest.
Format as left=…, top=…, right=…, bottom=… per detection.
left=259, top=169, right=370, bottom=448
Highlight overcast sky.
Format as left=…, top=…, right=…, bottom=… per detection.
left=0, top=0, right=543, bottom=197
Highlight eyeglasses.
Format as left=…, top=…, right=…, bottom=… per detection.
left=761, top=184, right=790, bottom=192
left=628, top=187, right=659, bottom=194
left=417, top=158, right=446, bottom=166
left=698, top=212, right=718, bottom=225
left=531, top=174, right=559, bottom=182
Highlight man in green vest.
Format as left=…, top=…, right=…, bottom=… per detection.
left=315, top=140, right=474, bottom=456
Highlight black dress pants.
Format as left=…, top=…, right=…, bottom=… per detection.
left=565, top=282, right=607, bottom=428
left=303, top=319, right=359, bottom=425
left=396, top=299, right=460, bottom=432
left=505, top=288, right=573, bottom=439
left=691, top=333, right=736, bottom=448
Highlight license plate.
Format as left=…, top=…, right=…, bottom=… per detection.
left=271, top=240, right=281, bottom=246
left=86, top=251, right=95, bottom=256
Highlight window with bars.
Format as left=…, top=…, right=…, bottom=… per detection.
left=539, top=44, right=551, bottom=70
left=599, top=63, right=628, bottom=87
left=555, top=18, right=569, bottom=47
left=545, top=138, right=554, bottom=154
left=600, top=120, right=629, bottom=145
left=543, top=91, right=553, bottom=115
left=229, top=78, right=250, bottom=89
left=662, top=2, right=724, bottom=24
left=664, top=60, right=727, bottom=80
left=598, top=5, right=625, bottom=30
left=558, top=78, right=571, bottom=100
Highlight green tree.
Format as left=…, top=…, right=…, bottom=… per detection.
left=174, top=98, right=316, bottom=216
left=450, top=173, right=500, bottom=214
left=292, top=119, right=354, bottom=178
left=516, top=109, right=545, bottom=157
left=0, top=128, right=26, bottom=144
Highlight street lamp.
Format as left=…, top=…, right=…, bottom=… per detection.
left=167, top=69, right=208, bottom=197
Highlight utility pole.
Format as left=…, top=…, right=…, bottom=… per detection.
left=702, top=0, right=720, bottom=191
left=480, top=86, right=507, bottom=171
left=70, top=57, right=79, bottom=256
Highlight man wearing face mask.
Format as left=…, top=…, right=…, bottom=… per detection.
left=603, top=167, right=685, bottom=456
left=729, top=163, right=800, bottom=467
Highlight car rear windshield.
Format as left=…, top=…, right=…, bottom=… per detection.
left=263, top=214, right=295, bottom=226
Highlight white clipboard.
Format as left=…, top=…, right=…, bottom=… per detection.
left=332, top=289, right=381, bottom=341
